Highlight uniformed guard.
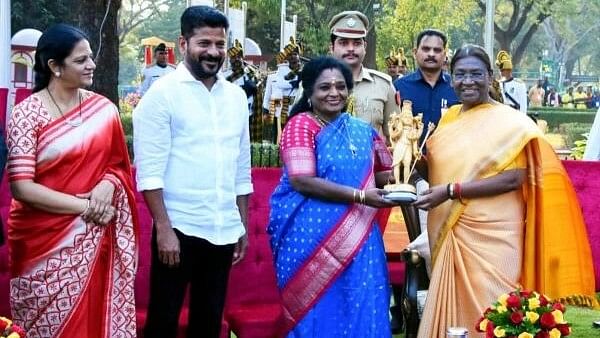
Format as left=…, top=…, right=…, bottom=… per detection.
left=496, top=50, right=528, bottom=113
left=329, top=10, right=398, bottom=145
left=223, top=39, right=258, bottom=112
left=262, top=37, right=303, bottom=144
left=139, top=43, right=175, bottom=96
left=385, top=48, right=408, bottom=82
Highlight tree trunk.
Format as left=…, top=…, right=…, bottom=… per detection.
left=365, top=27, right=377, bottom=69
left=76, top=0, right=121, bottom=105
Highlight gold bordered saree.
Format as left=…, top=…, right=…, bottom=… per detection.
left=418, top=103, right=596, bottom=337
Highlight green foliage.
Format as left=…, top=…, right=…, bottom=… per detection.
left=571, top=133, right=588, bottom=160
left=251, top=143, right=282, bottom=167
left=11, top=0, right=76, bottom=32
left=534, top=111, right=595, bottom=130
left=560, top=123, right=591, bottom=149
left=375, top=0, right=478, bottom=71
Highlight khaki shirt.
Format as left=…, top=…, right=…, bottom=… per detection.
left=352, top=67, right=397, bottom=143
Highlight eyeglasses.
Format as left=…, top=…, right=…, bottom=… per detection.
left=453, top=72, right=487, bottom=81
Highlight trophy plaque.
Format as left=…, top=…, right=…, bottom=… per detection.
left=385, top=101, right=434, bottom=203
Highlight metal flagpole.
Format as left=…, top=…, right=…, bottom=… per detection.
left=280, top=0, right=286, bottom=51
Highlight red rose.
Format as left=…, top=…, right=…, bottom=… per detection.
left=507, top=294, right=521, bottom=308
left=557, top=323, right=571, bottom=336
left=540, top=312, right=556, bottom=329
left=539, top=295, right=549, bottom=306
left=510, top=311, right=524, bottom=325
left=520, top=290, right=531, bottom=298
left=484, top=307, right=493, bottom=315
left=486, top=320, right=495, bottom=337
left=552, top=302, right=566, bottom=313
left=535, top=332, right=550, bottom=338
left=0, top=319, right=8, bottom=331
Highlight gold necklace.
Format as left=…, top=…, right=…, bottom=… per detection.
left=311, top=111, right=357, bottom=157
left=47, top=88, right=83, bottom=127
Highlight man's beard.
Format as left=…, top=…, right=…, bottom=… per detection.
left=186, top=53, right=224, bottom=79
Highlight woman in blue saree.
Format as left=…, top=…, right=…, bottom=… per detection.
left=268, top=57, right=396, bottom=337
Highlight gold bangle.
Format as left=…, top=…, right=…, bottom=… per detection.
left=352, top=189, right=358, bottom=203
left=359, top=189, right=366, bottom=204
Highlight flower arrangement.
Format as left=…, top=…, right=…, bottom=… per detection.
left=119, top=92, right=141, bottom=116
left=0, top=317, right=26, bottom=338
left=476, top=289, right=571, bottom=338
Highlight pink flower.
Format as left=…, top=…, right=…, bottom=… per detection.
left=551, top=302, right=566, bottom=313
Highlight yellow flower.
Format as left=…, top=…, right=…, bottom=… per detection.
left=7, top=333, right=20, bottom=338
left=528, top=297, right=540, bottom=310
left=518, top=333, right=534, bottom=338
left=498, top=293, right=509, bottom=306
left=549, top=328, right=562, bottom=338
left=526, top=311, right=539, bottom=323
left=552, top=309, right=567, bottom=324
left=493, top=326, right=506, bottom=337
left=479, top=318, right=489, bottom=331
left=496, top=305, right=508, bottom=313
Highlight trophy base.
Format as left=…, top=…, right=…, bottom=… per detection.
left=384, top=184, right=417, bottom=203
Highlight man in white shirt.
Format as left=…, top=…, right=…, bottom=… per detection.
left=139, top=43, right=175, bottom=96
left=496, top=50, right=528, bottom=114
left=133, top=6, right=252, bottom=338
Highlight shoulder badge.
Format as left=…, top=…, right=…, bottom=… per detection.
left=367, top=68, right=392, bottom=83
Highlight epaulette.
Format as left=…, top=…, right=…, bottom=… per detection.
left=366, top=68, right=392, bottom=83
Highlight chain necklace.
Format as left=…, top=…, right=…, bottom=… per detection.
left=47, top=88, right=83, bottom=127
left=311, top=111, right=358, bottom=157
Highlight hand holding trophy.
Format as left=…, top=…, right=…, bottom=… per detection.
left=385, top=100, right=435, bottom=202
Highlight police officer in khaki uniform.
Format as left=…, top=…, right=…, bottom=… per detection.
left=329, top=11, right=398, bottom=145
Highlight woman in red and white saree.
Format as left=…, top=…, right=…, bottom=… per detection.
left=6, top=24, right=138, bottom=338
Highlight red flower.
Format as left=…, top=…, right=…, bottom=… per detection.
left=483, top=307, right=493, bottom=315
left=520, top=290, right=531, bottom=298
left=507, top=294, right=521, bottom=308
left=552, top=302, right=566, bottom=313
left=509, top=311, right=524, bottom=325
left=535, top=332, right=550, bottom=338
left=0, top=319, right=8, bottom=331
left=485, top=320, right=495, bottom=338
left=540, top=312, right=556, bottom=329
left=557, top=323, right=571, bottom=336
left=539, top=294, right=549, bottom=306
left=12, top=324, right=26, bottom=336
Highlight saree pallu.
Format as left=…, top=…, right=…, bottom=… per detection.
left=268, top=113, right=391, bottom=337
left=418, top=103, right=596, bottom=337
left=7, top=93, right=139, bottom=338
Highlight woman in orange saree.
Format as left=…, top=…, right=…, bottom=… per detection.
left=414, top=44, right=596, bottom=337
left=7, top=24, right=138, bottom=338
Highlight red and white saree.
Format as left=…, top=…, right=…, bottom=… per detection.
left=7, top=91, right=138, bottom=338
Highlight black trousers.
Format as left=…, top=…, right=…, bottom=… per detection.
left=144, top=228, right=235, bottom=338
